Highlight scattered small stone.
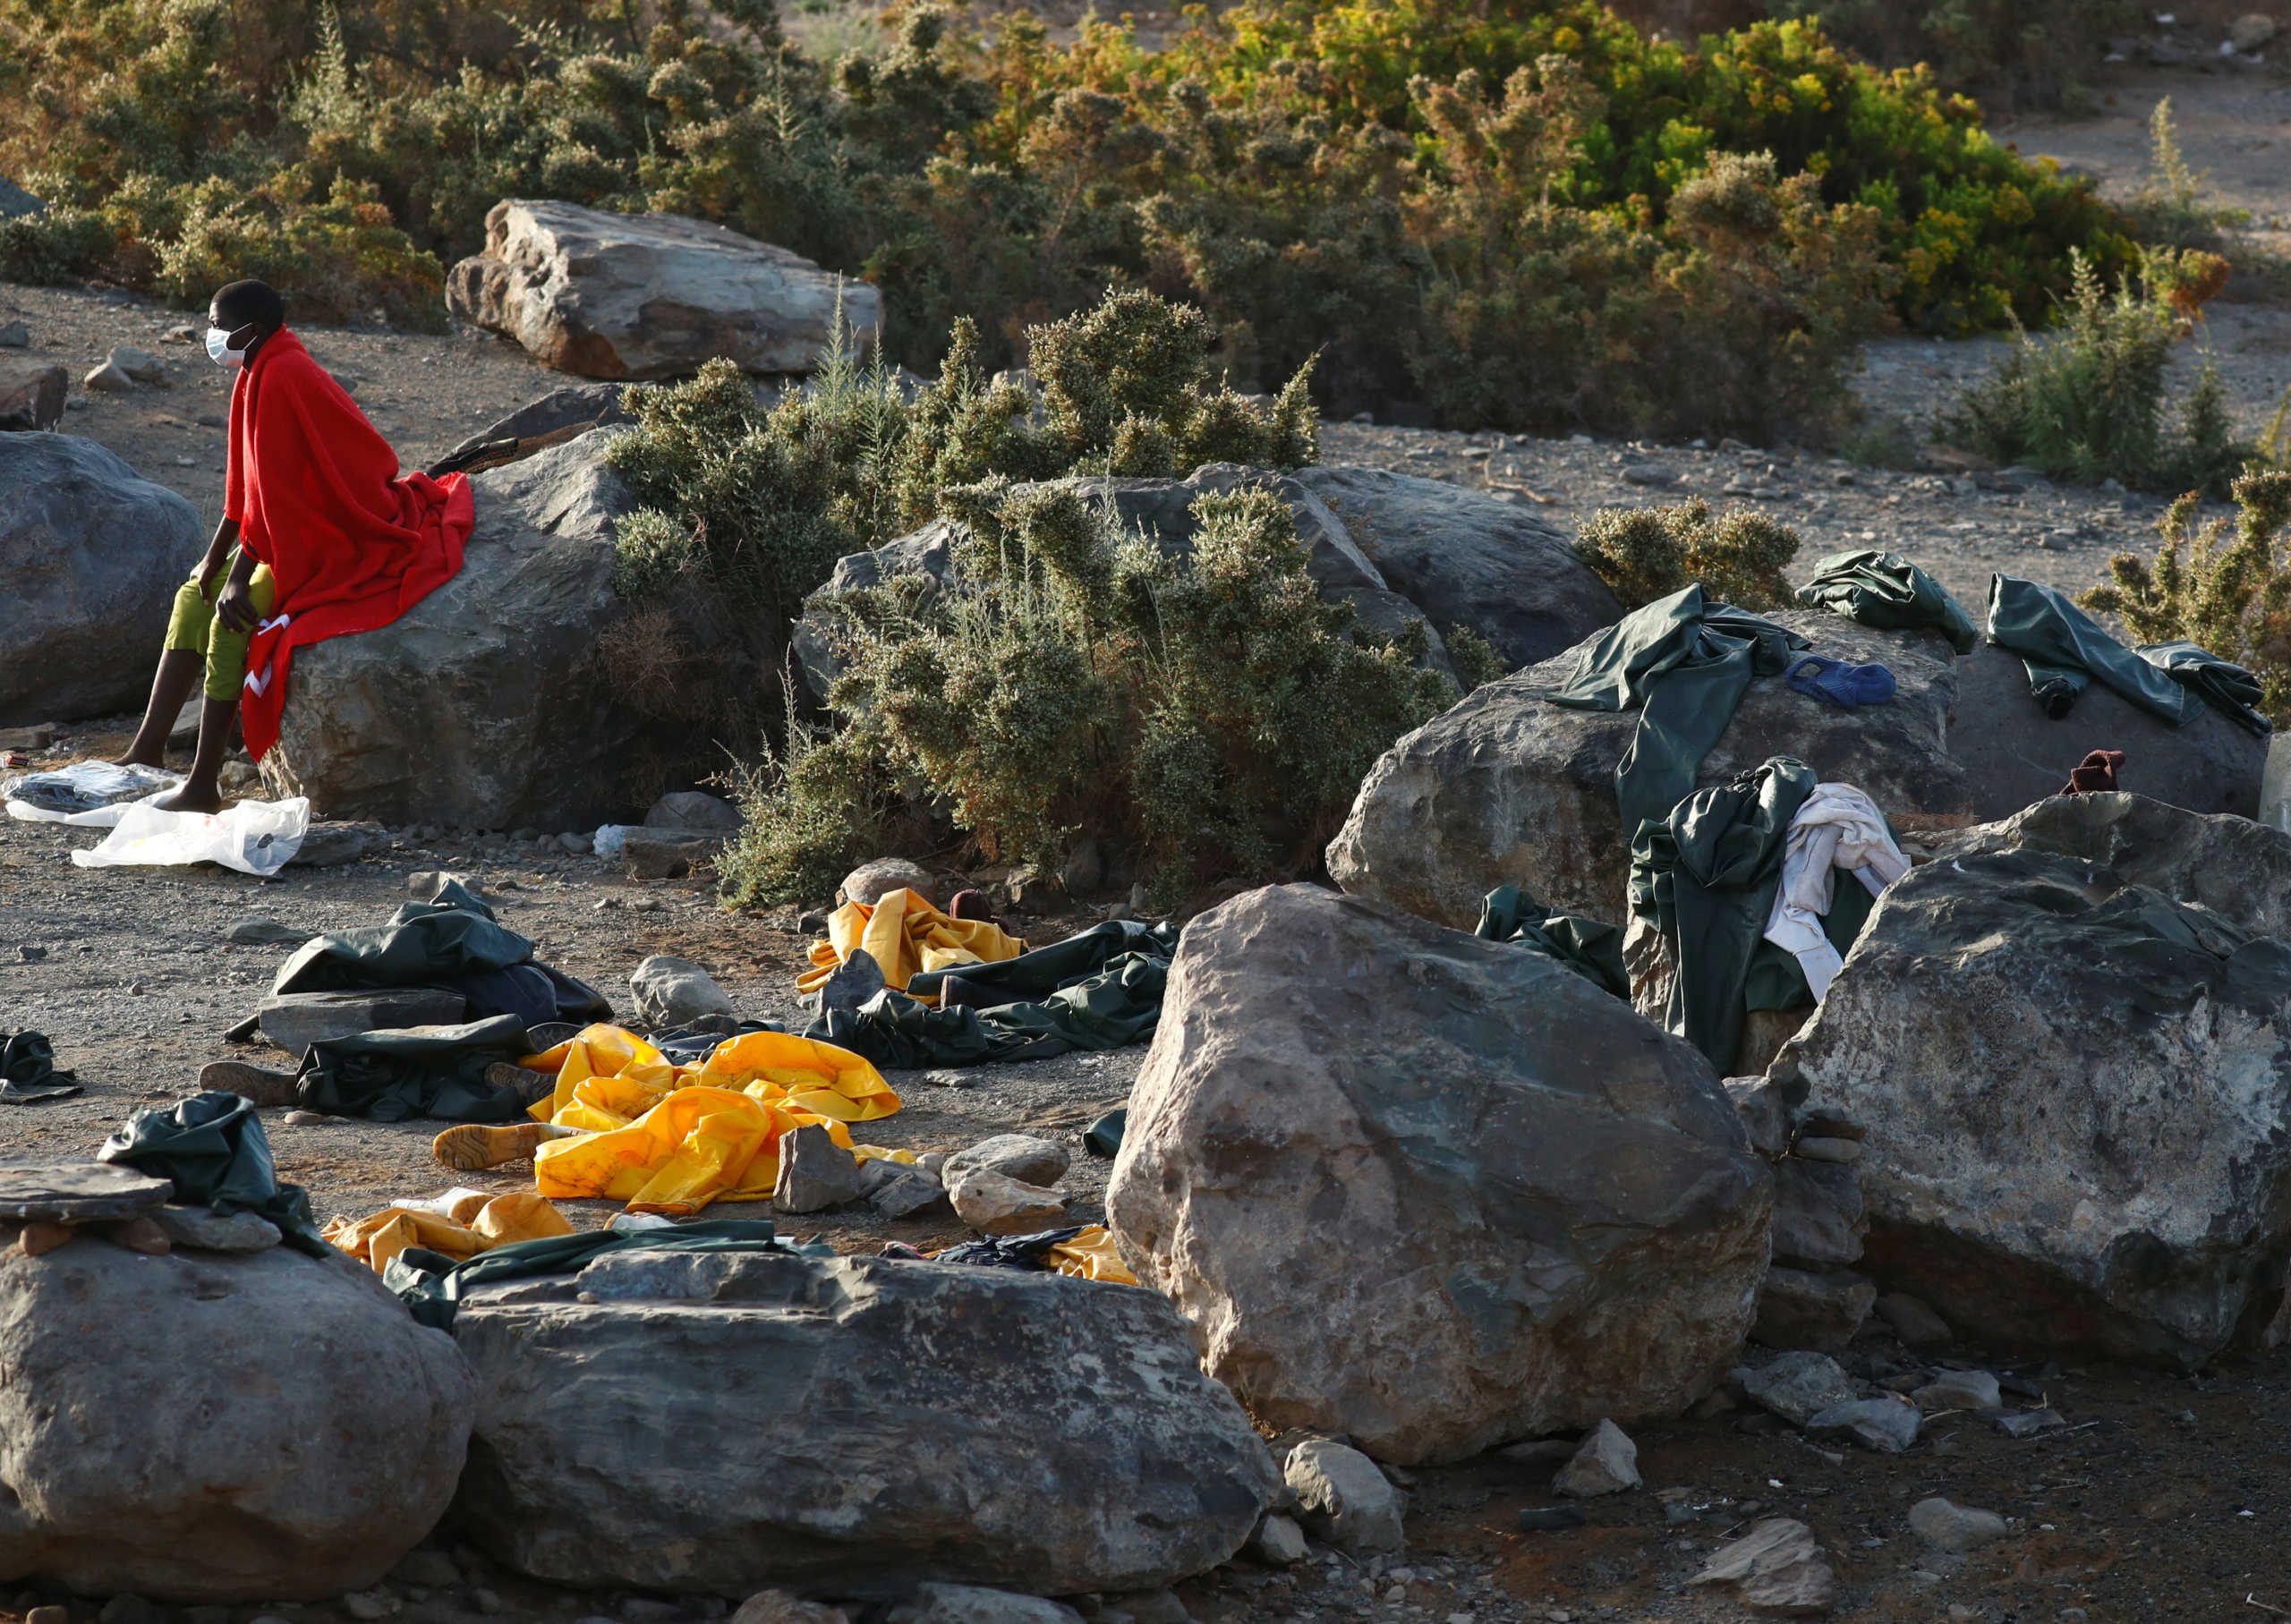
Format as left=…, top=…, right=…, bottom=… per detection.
left=812, top=947, right=886, bottom=1014
left=841, top=856, right=937, bottom=907
left=1992, top=1407, right=2067, bottom=1438
left=472, top=1592, right=504, bottom=1616
left=408, top=869, right=481, bottom=899
left=729, top=1591, right=850, bottom=1624
left=1739, top=1349, right=1857, bottom=1427
left=867, top=1165, right=951, bottom=1220
left=629, top=954, right=737, bottom=1026
left=1252, top=1512, right=1309, bottom=1566
left=342, top=1593, right=402, bottom=1621
left=923, top=1067, right=975, bottom=1090
left=280, top=1110, right=327, bottom=1126
left=17, top=944, right=43, bottom=961
left=1107, top=1593, right=1186, bottom=1624
left=1805, top=1395, right=1920, bottom=1454
left=886, top=1586, right=1082, bottom=1624
left=948, top=1167, right=1067, bottom=1235
left=0, top=319, right=28, bottom=347
left=83, top=361, right=132, bottom=393
left=150, top=1203, right=281, bottom=1253
left=944, top=1132, right=1071, bottom=1189
left=1553, top=1418, right=1640, bottom=1496
left=226, top=916, right=310, bottom=946
left=1286, top=1438, right=1405, bottom=1557
left=1690, top=1518, right=1836, bottom=1618
left=1907, top=1497, right=2008, bottom=1552
left=1912, top=1369, right=2001, bottom=1412
left=108, top=344, right=164, bottom=382
left=772, top=1124, right=865, bottom=1214
left=1873, top=1291, right=1953, bottom=1350
left=1620, top=462, right=1676, bottom=486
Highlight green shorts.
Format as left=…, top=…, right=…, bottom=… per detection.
left=164, top=549, right=279, bottom=703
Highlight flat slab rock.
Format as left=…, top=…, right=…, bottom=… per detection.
left=0, top=1163, right=172, bottom=1223
left=451, top=1248, right=1279, bottom=1597
left=259, top=989, right=468, bottom=1054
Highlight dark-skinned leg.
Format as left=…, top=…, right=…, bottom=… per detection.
left=152, top=695, right=238, bottom=814
left=116, top=649, right=205, bottom=769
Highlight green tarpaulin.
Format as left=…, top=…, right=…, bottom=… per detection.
left=1985, top=575, right=2202, bottom=726
left=1544, top=585, right=1810, bottom=841
left=294, top=1014, right=537, bottom=1123
left=2141, top=642, right=2272, bottom=735
left=97, top=1091, right=328, bottom=1255
left=1629, top=756, right=1818, bottom=1069
left=809, top=948, right=1171, bottom=1070
left=382, top=1219, right=817, bottom=1329
left=1473, top=885, right=1630, bottom=999
left=1795, top=548, right=1979, bottom=654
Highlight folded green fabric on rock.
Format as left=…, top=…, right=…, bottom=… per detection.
left=1474, top=886, right=1630, bottom=999
left=97, top=1091, right=327, bottom=1254
left=1986, top=575, right=2203, bottom=726
left=808, top=948, right=1171, bottom=1070
left=2140, top=642, right=2273, bottom=735
left=1544, top=584, right=1810, bottom=843
left=1795, top=548, right=1979, bottom=654
left=383, top=1219, right=815, bottom=1329
left=293, top=1014, right=537, bottom=1123
left=1629, top=756, right=1818, bottom=1069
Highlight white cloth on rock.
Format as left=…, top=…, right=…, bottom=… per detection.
left=1762, top=782, right=1909, bottom=999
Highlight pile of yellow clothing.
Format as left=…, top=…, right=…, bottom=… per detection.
left=797, top=888, right=1026, bottom=1005
left=325, top=1189, right=572, bottom=1276
left=522, top=1025, right=908, bottom=1217
left=1043, top=1225, right=1137, bottom=1286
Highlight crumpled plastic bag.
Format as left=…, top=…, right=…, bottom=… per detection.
left=71, top=796, right=310, bottom=877
left=324, top=1189, right=573, bottom=1276
left=4, top=761, right=183, bottom=826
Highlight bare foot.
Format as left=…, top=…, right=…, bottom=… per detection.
left=153, top=786, right=225, bottom=814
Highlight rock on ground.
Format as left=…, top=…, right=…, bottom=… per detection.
left=948, top=1168, right=1067, bottom=1236
left=1328, top=612, right=2264, bottom=929
left=1552, top=1419, right=1640, bottom=1497
left=1282, top=1440, right=1403, bottom=1557
left=452, top=1249, right=1279, bottom=1595
left=1290, top=466, right=1622, bottom=669
left=944, top=1133, right=1071, bottom=1188
left=841, top=857, right=938, bottom=906
left=1777, top=792, right=2291, bottom=1365
left=629, top=954, right=736, bottom=1027
left=0, top=361, right=67, bottom=431
left=1689, top=1519, right=1835, bottom=1618
left=1106, top=884, right=1772, bottom=1466
left=447, top=200, right=883, bottom=379
left=1907, top=1497, right=2008, bottom=1552
left=885, top=1587, right=1081, bottom=1624
left=0, top=1239, right=473, bottom=1600
left=260, top=430, right=737, bottom=829
left=1737, top=1351, right=1855, bottom=1428
left=1, top=432, right=203, bottom=725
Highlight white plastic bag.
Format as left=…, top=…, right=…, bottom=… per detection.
left=592, top=824, right=639, bottom=860
left=71, top=796, right=311, bottom=877
left=4, top=761, right=184, bottom=826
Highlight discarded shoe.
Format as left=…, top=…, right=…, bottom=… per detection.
left=2062, top=748, right=2125, bottom=795
left=485, top=1061, right=558, bottom=1109
left=431, top=1120, right=577, bottom=1171
left=196, top=1059, right=302, bottom=1109
left=1785, top=655, right=1896, bottom=709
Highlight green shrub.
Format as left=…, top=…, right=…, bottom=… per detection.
left=718, top=479, right=1455, bottom=909
left=2125, top=98, right=2247, bottom=254
left=1574, top=498, right=1804, bottom=609
left=1444, top=624, right=1508, bottom=689
left=2081, top=470, right=2291, bottom=725
left=1760, top=0, right=2140, bottom=112
left=1939, top=249, right=2253, bottom=497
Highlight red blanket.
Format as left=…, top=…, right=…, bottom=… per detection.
left=229, top=330, right=473, bottom=760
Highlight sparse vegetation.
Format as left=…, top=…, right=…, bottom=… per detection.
left=1573, top=497, right=1804, bottom=609
left=0, top=0, right=2152, bottom=438
left=2082, top=470, right=2291, bottom=724
left=1940, top=249, right=2255, bottom=497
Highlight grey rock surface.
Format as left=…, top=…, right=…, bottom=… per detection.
left=771, top=1124, right=864, bottom=1213
left=1283, top=1440, right=1403, bottom=1557
left=949, top=1168, right=1067, bottom=1236
left=1778, top=793, right=2291, bottom=1365
left=944, top=1133, right=1071, bottom=1189
left=1751, top=1265, right=1876, bottom=1354
left=1107, top=884, right=1771, bottom=1466
left=0, top=433, right=204, bottom=725
left=1551, top=1419, right=1640, bottom=1497
left=1912, top=1370, right=2000, bottom=1412
left=1327, top=614, right=1963, bottom=925
left=149, top=1204, right=281, bottom=1253
left=841, top=857, right=938, bottom=906
left=1873, top=1292, right=1953, bottom=1350
left=0, top=1162, right=171, bottom=1223
left=1907, top=1497, right=2007, bottom=1552
left=0, top=361, right=67, bottom=431
left=885, top=1587, right=1080, bottom=1624
left=1738, top=1351, right=1855, bottom=1428
left=452, top=1249, right=1279, bottom=1595
left=260, top=431, right=684, bottom=829
left=0, top=1242, right=473, bottom=1600
left=628, top=955, right=736, bottom=1028
left=447, top=200, right=882, bottom=378
left=1806, top=1395, right=1920, bottom=1453
left=1291, top=465, right=1622, bottom=668
left=1688, top=1518, right=1835, bottom=1618
left=439, top=384, right=633, bottom=467
left=1769, top=1158, right=1866, bottom=1267
left=646, top=790, right=742, bottom=830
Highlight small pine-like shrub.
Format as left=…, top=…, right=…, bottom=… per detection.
left=1941, top=249, right=2253, bottom=497
left=2081, top=470, right=2291, bottom=724
left=1574, top=498, right=1803, bottom=609
left=718, top=480, right=1456, bottom=909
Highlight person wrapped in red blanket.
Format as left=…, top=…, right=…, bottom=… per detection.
left=115, top=279, right=473, bottom=812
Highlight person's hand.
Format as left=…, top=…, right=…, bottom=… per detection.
left=215, top=577, right=260, bottom=634
left=196, top=546, right=232, bottom=604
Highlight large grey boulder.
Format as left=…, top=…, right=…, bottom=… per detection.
left=0, top=1238, right=473, bottom=1600
left=1776, top=792, right=2291, bottom=1365
left=260, top=429, right=710, bottom=828
left=1329, top=614, right=1962, bottom=926
left=452, top=1248, right=1280, bottom=1596
left=1292, top=466, right=1622, bottom=669
left=1105, top=884, right=1772, bottom=1467
left=1950, top=640, right=2263, bottom=818
left=447, top=200, right=883, bottom=379
left=0, top=434, right=203, bottom=724
left=1329, top=612, right=2265, bottom=930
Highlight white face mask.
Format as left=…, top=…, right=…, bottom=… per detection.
left=206, top=326, right=249, bottom=369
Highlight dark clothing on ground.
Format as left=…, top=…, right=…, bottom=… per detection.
left=97, top=1091, right=326, bottom=1254
left=1795, top=548, right=1979, bottom=654
left=1473, top=886, right=1630, bottom=999
left=1986, top=575, right=2202, bottom=726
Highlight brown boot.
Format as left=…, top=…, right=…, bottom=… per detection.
left=485, top=1061, right=558, bottom=1109
left=199, top=1059, right=302, bottom=1109
left=430, top=1120, right=576, bottom=1172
